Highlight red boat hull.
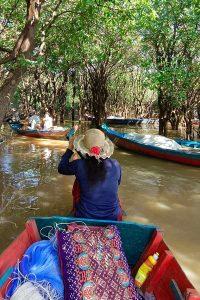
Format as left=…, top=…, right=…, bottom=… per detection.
left=0, top=218, right=199, bottom=299
left=106, top=132, right=200, bottom=167
left=17, top=130, right=69, bottom=139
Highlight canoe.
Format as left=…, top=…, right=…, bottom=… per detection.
left=101, top=124, right=200, bottom=167
left=10, top=123, right=69, bottom=140
left=0, top=216, right=199, bottom=300
left=192, top=119, right=200, bottom=126
left=86, top=116, right=158, bottom=125
left=106, top=117, right=158, bottom=126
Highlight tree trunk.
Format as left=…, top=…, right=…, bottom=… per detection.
left=175, top=119, right=180, bottom=130
left=158, top=89, right=163, bottom=135
left=184, top=117, right=194, bottom=140
left=59, top=79, right=68, bottom=124
left=72, top=97, right=75, bottom=125
left=0, top=68, right=26, bottom=124
left=158, top=89, right=168, bottom=136
left=197, top=103, right=200, bottom=138
left=91, top=84, right=107, bottom=127
left=71, top=70, right=76, bottom=126
left=89, top=65, right=108, bottom=127
left=159, top=117, right=168, bottom=136
left=0, top=0, right=43, bottom=126
left=81, top=73, right=91, bottom=120
left=157, top=88, right=173, bottom=137
left=170, top=111, right=181, bottom=131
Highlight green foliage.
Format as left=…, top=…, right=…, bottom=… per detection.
left=1, top=0, right=199, bottom=125
left=0, top=0, right=26, bottom=55
left=134, top=0, right=199, bottom=110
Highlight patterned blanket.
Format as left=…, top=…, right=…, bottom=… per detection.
left=57, top=224, right=142, bottom=300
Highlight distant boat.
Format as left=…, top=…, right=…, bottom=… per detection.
left=192, top=119, right=200, bottom=126
left=106, top=117, right=158, bottom=125
left=101, top=124, right=200, bottom=167
left=10, top=123, right=70, bottom=140
left=0, top=216, right=199, bottom=299
left=85, top=115, right=158, bottom=125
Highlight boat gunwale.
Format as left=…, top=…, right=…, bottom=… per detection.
left=1, top=217, right=199, bottom=299
left=102, top=125, right=200, bottom=159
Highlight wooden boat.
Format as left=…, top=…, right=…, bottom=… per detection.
left=86, top=116, right=158, bottom=125
left=10, top=123, right=69, bottom=140
left=106, top=117, right=158, bottom=126
left=0, top=216, right=199, bottom=300
left=101, top=124, right=200, bottom=167
left=192, top=119, right=200, bottom=126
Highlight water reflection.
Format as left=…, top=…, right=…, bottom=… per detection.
left=0, top=137, right=72, bottom=250
left=0, top=131, right=200, bottom=290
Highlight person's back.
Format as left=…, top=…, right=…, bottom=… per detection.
left=28, top=111, right=40, bottom=130
left=58, top=128, right=122, bottom=220
left=43, top=112, right=53, bottom=130
left=72, top=157, right=121, bottom=220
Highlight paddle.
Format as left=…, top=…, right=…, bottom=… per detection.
left=66, top=125, right=79, bottom=141
left=170, top=280, right=184, bottom=300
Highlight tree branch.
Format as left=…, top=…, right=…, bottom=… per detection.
left=0, top=0, right=44, bottom=65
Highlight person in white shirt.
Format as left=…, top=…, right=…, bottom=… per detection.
left=28, top=111, right=41, bottom=130
left=43, top=111, right=53, bottom=130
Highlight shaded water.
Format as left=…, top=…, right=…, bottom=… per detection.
left=0, top=125, right=200, bottom=290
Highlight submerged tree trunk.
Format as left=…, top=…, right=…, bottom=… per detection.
left=88, top=63, right=108, bottom=127
left=0, top=67, right=26, bottom=124
left=197, top=103, right=200, bottom=138
left=158, top=89, right=168, bottom=136
left=159, top=117, right=168, bottom=136
left=170, top=110, right=181, bottom=131
left=80, top=72, right=91, bottom=120
left=184, top=110, right=194, bottom=140
left=71, top=70, right=76, bottom=126
left=59, top=71, right=68, bottom=123
left=91, top=84, right=107, bottom=127
left=185, top=118, right=194, bottom=140
left=183, top=101, right=194, bottom=140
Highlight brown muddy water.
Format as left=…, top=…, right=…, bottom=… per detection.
left=0, top=125, right=200, bottom=290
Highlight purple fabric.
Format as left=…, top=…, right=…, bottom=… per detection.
left=57, top=224, right=142, bottom=300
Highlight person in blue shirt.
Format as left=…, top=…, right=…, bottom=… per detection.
left=58, top=128, right=122, bottom=221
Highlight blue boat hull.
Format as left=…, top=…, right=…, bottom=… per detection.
left=101, top=124, right=200, bottom=167
left=106, top=118, right=157, bottom=125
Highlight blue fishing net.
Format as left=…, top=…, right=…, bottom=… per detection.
left=6, top=237, right=64, bottom=299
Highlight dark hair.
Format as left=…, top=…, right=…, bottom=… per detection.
left=85, top=155, right=107, bottom=185
left=76, top=151, right=107, bottom=185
